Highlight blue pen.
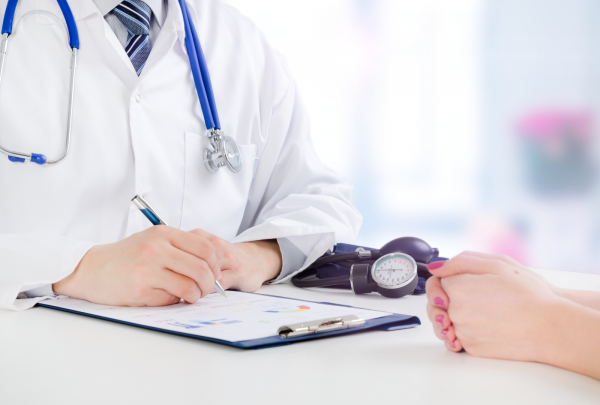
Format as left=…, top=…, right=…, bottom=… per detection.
left=131, top=195, right=227, bottom=298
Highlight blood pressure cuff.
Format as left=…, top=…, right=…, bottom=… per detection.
left=315, top=243, right=431, bottom=295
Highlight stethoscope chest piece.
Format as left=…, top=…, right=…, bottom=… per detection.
left=203, top=129, right=242, bottom=173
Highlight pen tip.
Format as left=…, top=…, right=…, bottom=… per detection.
left=215, top=280, right=227, bottom=298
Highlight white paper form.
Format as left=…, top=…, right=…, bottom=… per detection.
left=40, top=292, right=392, bottom=342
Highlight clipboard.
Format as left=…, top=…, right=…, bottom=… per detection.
left=36, top=292, right=421, bottom=349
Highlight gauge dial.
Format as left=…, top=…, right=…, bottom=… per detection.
left=371, top=253, right=417, bottom=288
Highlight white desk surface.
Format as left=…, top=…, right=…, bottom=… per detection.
left=1, top=268, right=600, bottom=405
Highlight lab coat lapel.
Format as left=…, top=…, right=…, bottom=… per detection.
left=158, top=0, right=206, bottom=70
left=174, top=0, right=203, bottom=56
left=68, top=1, right=140, bottom=90
left=75, top=0, right=185, bottom=86
left=139, top=0, right=184, bottom=80
left=99, top=16, right=138, bottom=78
left=68, top=0, right=148, bottom=84
left=62, top=0, right=97, bottom=21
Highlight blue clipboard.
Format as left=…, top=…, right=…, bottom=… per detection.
left=36, top=292, right=421, bottom=349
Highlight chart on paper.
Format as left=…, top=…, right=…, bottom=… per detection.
left=40, top=291, right=391, bottom=342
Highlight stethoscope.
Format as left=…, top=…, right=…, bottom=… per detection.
left=292, top=237, right=446, bottom=298
left=0, top=0, right=242, bottom=173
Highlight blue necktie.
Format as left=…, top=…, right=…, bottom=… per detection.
left=112, top=0, right=152, bottom=75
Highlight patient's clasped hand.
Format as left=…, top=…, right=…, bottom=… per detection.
left=425, top=251, right=600, bottom=381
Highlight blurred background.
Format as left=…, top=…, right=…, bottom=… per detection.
left=223, top=0, right=600, bottom=274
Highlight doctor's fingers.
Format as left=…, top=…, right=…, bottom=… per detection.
left=137, top=289, right=181, bottom=307
left=217, top=269, right=264, bottom=293
left=188, top=228, right=215, bottom=241
left=163, top=246, right=217, bottom=298
left=146, top=268, right=203, bottom=304
left=188, top=229, right=229, bottom=260
left=165, top=228, right=220, bottom=278
left=426, top=276, right=450, bottom=311
left=188, top=229, right=242, bottom=274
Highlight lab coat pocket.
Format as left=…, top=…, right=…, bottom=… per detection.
left=181, top=132, right=257, bottom=240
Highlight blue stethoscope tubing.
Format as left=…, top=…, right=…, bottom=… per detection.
left=0, top=0, right=79, bottom=164
left=178, top=0, right=220, bottom=131
left=2, top=0, right=79, bottom=48
left=0, top=0, right=220, bottom=165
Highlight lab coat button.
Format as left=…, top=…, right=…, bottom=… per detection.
left=135, top=94, right=141, bottom=102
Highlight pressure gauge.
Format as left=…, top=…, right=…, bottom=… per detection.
left=350, top=252, right=419, bottom=298
left=372, top=253, right=417, bottom=289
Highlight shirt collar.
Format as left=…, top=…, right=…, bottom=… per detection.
left=92, top=0, right=167, bottom=27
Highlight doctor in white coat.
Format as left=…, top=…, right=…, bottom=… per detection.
left=0, top=0, right=361, bottom=310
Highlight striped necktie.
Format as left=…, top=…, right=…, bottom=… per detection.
left=112, top=0, right=152, bottom=75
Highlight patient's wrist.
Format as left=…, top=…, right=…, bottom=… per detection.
left=538, top=298, right=600, bottom=380
left=557, top=289, right=600, bottom=312
left=534, top=298, right=571, bottom=366
left=551, top=286, right=567, bottom=299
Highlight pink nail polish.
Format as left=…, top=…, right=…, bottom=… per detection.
left=441, top=329, right=448, bottom=340
left=434, top=297, right=446, bottom=310
left=449, top=340, right=456, bottom=349
left=435, top=315, right=444, bottom=326
left=427, top=261, right=445, bottom=271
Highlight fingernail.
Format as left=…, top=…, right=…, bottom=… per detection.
left=427, top=261, right=445, bottom=271
left=449, top=340, right=456, bottom=349
left=215, top=267, right=222, bottom=280
left=434, top=297, right=446, bottom=310
left=435, top=315, right=444, bottom=327
left=441, top=329, right=449, bottom=340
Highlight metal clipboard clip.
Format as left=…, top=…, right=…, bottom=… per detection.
left=278, top=315, right=366, bottom=338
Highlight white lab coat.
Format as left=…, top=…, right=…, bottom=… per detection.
left=0, top=0, right=362, bottom=311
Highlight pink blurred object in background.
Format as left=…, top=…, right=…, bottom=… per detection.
left=468, top=214, right=528, bottom=265
left=517, top=110, right=593, bottom=142
left=516, top=109, right=595, bottom=196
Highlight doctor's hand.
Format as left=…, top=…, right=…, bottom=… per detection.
left=53, top=226, right=220, bottom=306
left=189, top=229, right=282, bottom=292
left=424, top=251, right=600, bottom=381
